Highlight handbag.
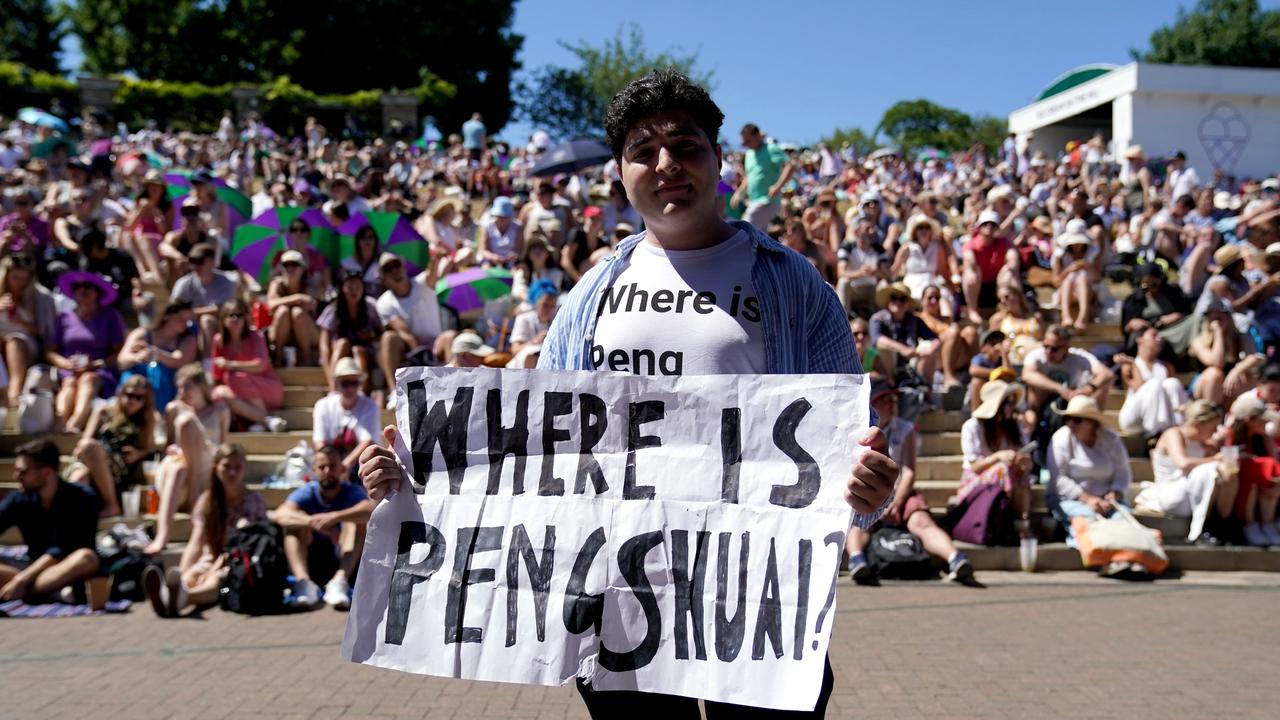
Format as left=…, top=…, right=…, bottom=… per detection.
left=1072, top=505, right=1169, bottom=575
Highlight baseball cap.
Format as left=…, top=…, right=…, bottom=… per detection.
left=377, top=251, right=404, bottom=269
left=583, top=206, right=602, bottom=219
left=977, top=209, right=1000, bottom=226
left=1230, top=393, right=1280, bottom=424
left=859, top=190, right=882, bottom=206
left=451, top=330, right=495, bottom=357
left=279, top=249, right=304, bottom=266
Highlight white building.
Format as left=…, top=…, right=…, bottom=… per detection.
left=1008, top=62, right=1280, bottom=181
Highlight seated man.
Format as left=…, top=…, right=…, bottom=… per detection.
left=447, top=331, right=495, bottom=368
left=0, top=439, right=101, bottom=602
left=269, top=445, right=373, bottom=609
left=169, top=242, right=240, bottom=358
left=312, top=357, right=380, bottom=475
left=375, top=252, right=451, bottom=409
left=869, top=282, right=940, bottom=384
left=845, top=380, right=973, bottom=584
left=1021, top=324, right=1115, bottom=428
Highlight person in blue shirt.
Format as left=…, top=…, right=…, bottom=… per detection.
left=461, top=112, right=487, bottom=162
left=359, top=68, right=897, bottom=719
left=0, top=439, right=101, bottom=602
left=269, top=444, right=372, bottom=609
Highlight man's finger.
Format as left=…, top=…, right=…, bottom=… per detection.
left=383, top=424, right=398, bottom=447
left=859, top=425, right=889, bottom=454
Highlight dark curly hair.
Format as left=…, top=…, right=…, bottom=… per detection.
left=603, top=68, right=724, bottom=160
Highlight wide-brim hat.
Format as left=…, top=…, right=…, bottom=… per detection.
left=986, top=185, right=1015, bottom=203
left=489, top=196, right=516, bottom=218
left=142, top=168, right=165, bottom=186
left=1030, top=215, right=1053, bottom=235
left=430, top=197, right=463, bottom=219
left=333, top=356, right=366, bottom=382
left=875, top=282, right=915, bottom=309
left=1230, top=392, right=1280, bottom=424
left=904, top=213, right=940, bottom=241
left=1213, top=244, right=1244, bottom=272
left=1055, top=395, right=1109, bottom=426
left=1058, top=232, right=1090, bottom=249
left=972, top=380, right=1024, bottom=420
left=58, top=270, right=118, bottom=306
left=1124, top=145, right=1144, bottom=160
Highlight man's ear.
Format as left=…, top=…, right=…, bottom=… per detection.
left=714, top=143, right=723, bottom=169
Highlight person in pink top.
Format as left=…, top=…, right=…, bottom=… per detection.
left=961, top=208, right=1019, bottom=324
left=211, top=298, right=286, bottom=432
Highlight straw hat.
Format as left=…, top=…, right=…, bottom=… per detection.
left=986, top=185, right=1014, bottom=203
left=972, top=380, right=1024, bottom=420
left=904, top=214, right=940, bottom=241
left=1124, top=145, right=1144, bottom=161
left=1030, top=215, right=1053, bottom=235
left=333, top=357, right=366, bottom=382
left=1058, top=231, right=1090, bottom=249
left=1213, top=244, right=1244, bottom=271
left=1055, top=395, right=1108, bottom=426
left=142, top=168, right=165, bottom=186
left=429, top=197, right=463, bottom=219
left=875, top=281, right=914, bottom=309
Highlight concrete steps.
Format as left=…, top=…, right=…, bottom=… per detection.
left=919, top=431, right=1147, bottom=457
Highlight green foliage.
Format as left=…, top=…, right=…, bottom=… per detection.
left=1133, top=0, right=1280, bottom=67
left=971, top=114, right=1010, bottom=156
left=521, top=23, right=714, bottom=141
left=66, top=0, right=522, bottom=133
left=114, top=78, right=233, bottom=132
left=876, top=99, right=979, bottom=154
left=0, top=60, right=77, bottom=115
left=818, top=126, right=877, bottom=158
left=0, top=0, right=66, bottom=72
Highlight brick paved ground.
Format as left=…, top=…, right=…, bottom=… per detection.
left=2, top=571, right=1277, bottom=719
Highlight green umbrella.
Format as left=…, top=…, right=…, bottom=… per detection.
left=334, top=211, right=431, bottom=272
left=164, top=170, right=253, bottom=220
left=231, top=207, right=336, bottom=286
left=33, top=134, right=77, bottom=158
left=435, top=268, right=514, bottom=313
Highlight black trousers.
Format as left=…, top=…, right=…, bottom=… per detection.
left=576, top=657, right=834, bottom=719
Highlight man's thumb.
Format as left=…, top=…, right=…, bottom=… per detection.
left=384, top=424, right=398, bottom=447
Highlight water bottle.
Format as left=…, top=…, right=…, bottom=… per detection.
left=280, top=442, right=314, bottom=487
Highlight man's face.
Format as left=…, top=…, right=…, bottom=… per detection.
left=1042, top=332, right=1069, bottom=364
left=1261, top=381, right=1280, bottom=405
left=619, top=111, right=721, bottom=232
left=862, top=200, right=880, bottom=219
left=315, top=451, right=343, bottom=489
left=382, top=261, right=407, bottom=291
left=337, top=374, right=362, bottom=400
left=455, top=352, right=483, bottom=368
left=740, top=128, right=762, bottom=150
left=871, top=393, right=898, bottom=426
left=13, top=456, right=51, bottom=492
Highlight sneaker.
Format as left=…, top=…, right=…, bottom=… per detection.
left=948, top=552, right=975, bottom=582
left=164, top=566, right=184, bottom=617
left=292, top=578, right=321, bottom=608
left=265, top=416, right=288, bottom=433
left=385, top=393, right=397, bottom=411
left=847, top=553, right=872, bottom=584
left=1262, top=523, right=1280, bottom=547
left=323, top=575, right=351, bottom=609
left=1244, top=522, right=1270, bottom=547
left=247, top=423, right=266, bottom=432
left=142, top=565, right=170, bottom=618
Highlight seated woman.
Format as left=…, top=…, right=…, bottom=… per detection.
left=851, top=317, right=894, bottom=380
left=122, top=170, right=173, bottom=281
left=1190, top=297, right=1263, bottom=407
left=1015, top=215, right=1056, bottom=288
left=892, top=214, right=956, bottom=308
left=1046, top=396, right=1133, bottom=544
left=339, top=225, right=384, bottom=298
left=144, top=364, right=230, bottom=555
left=211, top=299, right=286, bottom=432
left=509, top=279, right=559, bottom=355
left=48, top=271, right=126, bottom=434
left=917, top=284, right=978, bottom=389
left=116, top=301, right=199, bottom=412
left=1224, top=394, right=1280, bottom=547
left=141, top=443, right=266, bottom=617
left=845, top=380, right=973, bottom=583
left=317, top=269, right=382, bottom=391
left=1136, top=400, right=1236, bottom=545
left=511, top=235, right=564, bottom=304
left=1052, top=230, right=1101, bottom=331
left=987, top=286, right=1042, bottom=367
left=266, top=249, right=321, bottom=366
left=275, top=217, right=332, bottom=299
left=957, top=379, right=1034, bottom=535
left=1117, top=326, right=1187, bottom=437
left=66, top=375, right=157, bottom=518
left=0, top=252, right=57, bottom=409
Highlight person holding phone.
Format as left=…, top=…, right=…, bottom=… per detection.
left=958, top=379, right=1035, bottom=536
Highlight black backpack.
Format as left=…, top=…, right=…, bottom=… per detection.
left=220, top=521, right=290, bottom=615
left=865, top=527, right=939, bottom=580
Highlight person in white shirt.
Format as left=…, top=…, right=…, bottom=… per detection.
left=374, top=253, right=445, bottom=409
left=1046, top=396, right=1133, bottom=550
left=509, top=278, right=558, bottom=354
left=311, top=357, right=380, bottom=475
left=1021, top=325, right=1115, bottom=427
left=477, top=196, right=522, bottom=267
left=1166, top=151, right=1201, bottom=200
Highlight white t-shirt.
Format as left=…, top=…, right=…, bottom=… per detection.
left=591, top=231, right=765, bottom=376
left=1023, top=346, right=1103, bottom=389
left=510, top=309, right=549, bottom=346
left=376, top=282, right=442, bottom=344
left=311, top=393, right=380, bottom=447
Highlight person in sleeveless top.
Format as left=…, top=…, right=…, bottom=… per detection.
left=66, top=375, right=158, bottom=517
left=1136, top=400, right=1235, bottom=545
left=1117, top=326, right=1187, bottom=437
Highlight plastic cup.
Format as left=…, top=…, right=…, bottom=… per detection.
left=122, top=488, right=141, bottom=520
left=1020, top=536, right=1038, bottom=573
left=283, top=346, right=298, bottom=367
left=1220, top=445, right=1239, bottom=475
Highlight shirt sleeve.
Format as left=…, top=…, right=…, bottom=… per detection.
left=509, top=313, right=533, bottom=344
left=312, top=400, right=327, bottom=445
left=1108, top=432, right=1133, bottom=494
left=170, top=276, right=194, bottom=303
left=356, top=399, right=379, bottom=442
left=316, top=303, right=337, bottom=333
left=1048, top=427, right=1084, bottom=501
left=960, top=419, right=985, bottom=468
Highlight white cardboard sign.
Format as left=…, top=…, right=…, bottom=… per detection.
left=342, top=367, right=865, bottom=711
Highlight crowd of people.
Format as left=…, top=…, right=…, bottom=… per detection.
left=2, top=98, right=1280, bottom=611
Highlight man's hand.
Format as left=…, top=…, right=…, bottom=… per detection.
left=309, top=512, right=338, bottom=531
left=359, top=425, right=406, bottom=503
left=846, top=426, right=897, bottom=515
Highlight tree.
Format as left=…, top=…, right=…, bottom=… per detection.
left=971, top=115, right=1009, bottom=157
left=67, top=0, right=523, bottom=131
left=0, top=0, right=66, bottom=72
left=875, top=99, right=977, bottom=154
left=1133, top=0, right=1280, bottom=68
left=818, top=126, right=876, bottom=158
left=521, top=23, right=713, bottom=140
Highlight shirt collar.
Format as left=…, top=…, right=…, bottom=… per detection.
left=611, top=218, right=785, bottom=262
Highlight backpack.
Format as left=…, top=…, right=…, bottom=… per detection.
left=942, top=482, right=1017, bottom=547
left=864, top=527, right=938, bottom=580
left=220, top=521, right=290, bottom=615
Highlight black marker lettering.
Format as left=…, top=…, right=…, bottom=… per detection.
left=752, top=538, right=783, bottom=660
left=384, top=521, right=446, bottom=646
left=714, top=531, right=749, bottom=662
left=407, top=382, right=473, bottom=494
left=671, top=529, right=709, bottom=661
left=624, top=400, right=664, bottom=499
left=563, top=527, right=607, bottom=636
left=720, top=407, right=742, bottom=503
left=444, top=526, right=503, bottom=644
left=575, top=393, right=609, bottom=494
left=486, top=388, right=529, bottom=495
left=599, top=531, right=665, bottom=672
left=538, top=391, right=573, bottom=495
left=505, top=524, right=555, bottom=647
left=768, top=398, right=821, bottom=508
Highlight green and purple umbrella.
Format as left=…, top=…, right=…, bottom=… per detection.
left=334, top=211, right=431, bottom=272
left=164, top=170, right=253, bottom=221
left=230, top=207, right=335, bottom=286
left=436, top=267, right=513, bottom=313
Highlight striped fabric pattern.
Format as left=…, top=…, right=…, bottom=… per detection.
left=538, top=219, right=889, bottom=529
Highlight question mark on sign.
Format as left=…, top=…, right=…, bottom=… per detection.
left=812, top=530, right=844, bottom=650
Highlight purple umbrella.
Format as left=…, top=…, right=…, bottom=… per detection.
left=230, top=207, right=336, bottom=285
left=435, top=268, right=514, bottom=313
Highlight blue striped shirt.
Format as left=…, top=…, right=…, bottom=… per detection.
left=537, top=219, right=887, bottom=528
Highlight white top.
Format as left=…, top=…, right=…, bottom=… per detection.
left=482, top=219, right=521, bottom=262
left=1152, top=439, right=1205, bottom=485
left=1130, top=356, right=1168, bottom=394
left=591, top=230, right=765, bottom=376
left=960, top=417, right=1023, bottom=469
left=311, top=393, right=380, bottom=447
left=376, top=281, right=443, bottom=345
left=1047, top=425, right=1132, bottom=500
left=1023, top=346, right=1104, bottom=389
left=837, top=242, right=879, bottom=289
left=509, top=309, right=549, bottom=346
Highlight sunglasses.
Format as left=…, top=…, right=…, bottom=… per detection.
left=225, top=312, right=244, bottom=319
left=339, top=379, right=361, bottom=388
left=889, top=295, right=909, bottom=304
left=13, top=200, right=31, bottom=207
left=1065, top=417, right=1084, bottom=425
left=282, top=262, right=302, bottom=270
left=1043, top=344, right=1067, bottom=352
left=924, top=295, right=940, bottom=302
left=72, top=282, right=95, bottom=292
left=289, top=227, right=309, bottom=234
left=9, top=256, right=33, bottom=268
left=124, top=392, right=147, bottom=402
left=181, top=207, right=200, bottom=217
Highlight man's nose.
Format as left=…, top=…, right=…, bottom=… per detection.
left=655, top=147, right=681, bottom=174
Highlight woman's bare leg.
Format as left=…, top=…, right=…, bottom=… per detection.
left=75, top=438, right=121, bottom=516
left=269, top=306, right=293, bottom=365
left=144, top=455, right=187, bottom=554
left=290, top=307, right=318, bottom=365
left=4, top=338, right=29, bottom=408
left=68, top=373, right=101, bottom=434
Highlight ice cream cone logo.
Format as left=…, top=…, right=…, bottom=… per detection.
left=1198, top=103, right=1250, bottom=173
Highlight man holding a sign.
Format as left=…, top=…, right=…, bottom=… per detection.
left=351, top=69, right=897, bottom=717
